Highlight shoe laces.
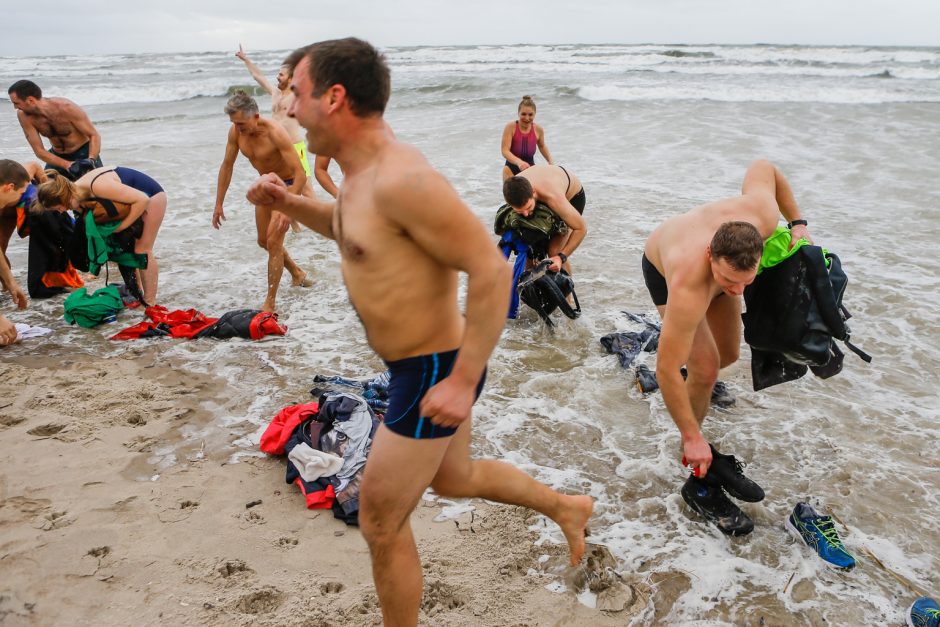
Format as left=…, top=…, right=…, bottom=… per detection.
left=813, top=516, right=846, bottom=549
left=924, top=607, right=940, bottom=619
left=727, top=455, right=747, bottom=476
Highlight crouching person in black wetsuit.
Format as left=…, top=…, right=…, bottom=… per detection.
left=36, top=166, right=167, bottom=304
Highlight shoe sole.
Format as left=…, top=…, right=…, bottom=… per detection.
left=784, top=515, right=855, bottom=571
left=905, top=600, right=915, bottom=627
left=682, top=488, right=753, bottom=536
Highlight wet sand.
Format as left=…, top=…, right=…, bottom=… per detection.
left=0, top=353, right=649, bottom=626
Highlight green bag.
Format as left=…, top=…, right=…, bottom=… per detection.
left=63, top=284, right=124, bottom=328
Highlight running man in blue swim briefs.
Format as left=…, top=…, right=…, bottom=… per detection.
left=247, top=38, right=593, bottom=626
left=214, top=90, right=314, bottom=313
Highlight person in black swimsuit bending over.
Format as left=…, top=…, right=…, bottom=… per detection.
left=36, top=166, right=167, bottom=305
left=502, top=164, right=587, bottom=276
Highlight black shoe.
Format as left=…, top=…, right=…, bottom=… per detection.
left=680, top=475, right=754, bottom=536
left=707, top=445, right=765, bottom=502
left=710, top=381, right=736, bottom=408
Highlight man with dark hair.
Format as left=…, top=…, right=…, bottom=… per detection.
left=7, top=80, right=102, bottom=181
left=213, top=90, right=313, bottom=313
left=502, top=164, right=587, bottom=274
left=247, top=37, right=592, bottom=625
left=643, top=160, right=811, bottom=535
left=0, top=159, right=46, bottom=273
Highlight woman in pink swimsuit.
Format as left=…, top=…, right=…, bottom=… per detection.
left=500, top=95, right=554, bottom=181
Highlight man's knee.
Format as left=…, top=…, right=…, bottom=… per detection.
left=686, top=356, right=720, bottom=388
left=358, top=485, right=409, bottom=547
left=430, top=470, right=471, bottom=499
left=719, top=345, right=740, bottom=369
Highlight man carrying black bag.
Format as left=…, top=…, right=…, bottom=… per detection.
left=641, top=160, right=811, bottom=535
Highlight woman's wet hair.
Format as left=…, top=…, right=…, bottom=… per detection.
left=503, top=176, right=534, bottom=207
left=34, top=170, right=78, bottom=213
left=710, top=221, right=764, bottom=271
left=518, top=95, right=536, bottom=112
left=224, top=90, right=259, bottom=116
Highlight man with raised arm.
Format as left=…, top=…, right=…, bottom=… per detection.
left=643, top=160, right=812, bottom=535
left=236, top=45, right=339, bottom=197
left=246, top=38, right=593, bottom=626
left=213, top=90, right=312, bottom=313
left=7, top=80, right=102, bottom=181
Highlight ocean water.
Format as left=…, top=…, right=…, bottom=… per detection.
left=2, top=43, right=939, bottom=624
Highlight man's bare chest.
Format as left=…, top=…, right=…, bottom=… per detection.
left=32, top=115, right=73, bottom=138
left=238, top=136, right=278, bottom=163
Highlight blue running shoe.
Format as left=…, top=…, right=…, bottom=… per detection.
left=785, top=502, right=856, bottom=570
left=908, top=597, right=940, bottom=627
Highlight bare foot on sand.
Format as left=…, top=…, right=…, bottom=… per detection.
left=557, top=494, right=593, bottom=566
left=292, top=272, right=313, bottom=288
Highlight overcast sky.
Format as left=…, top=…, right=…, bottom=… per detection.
left=2, top=0, right=937, bottom=57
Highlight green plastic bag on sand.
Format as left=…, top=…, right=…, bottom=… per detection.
left=63, top=284, right=124, bottom=328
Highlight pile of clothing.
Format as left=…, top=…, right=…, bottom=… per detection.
left=600, top=311, right=735, bottom=408
left=310, top=371, right=390, bottom=412
left=110, top=306, right=287, bottom=341
left=260, top=393, right=380, bottom=526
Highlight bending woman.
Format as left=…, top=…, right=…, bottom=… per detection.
left=36, top=166, right=167, bottom=304
left=501, top=95, right=553, bottom=181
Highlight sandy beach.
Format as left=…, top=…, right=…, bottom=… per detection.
left=0, top=352, right=656, bottom=626
left=2, top=43, right=938, bottom=624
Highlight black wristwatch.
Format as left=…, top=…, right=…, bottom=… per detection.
left=557, top=252, right=568, bottom=264
left=787, top=219, right=808, bottom=229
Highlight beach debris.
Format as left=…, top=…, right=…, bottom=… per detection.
left=245, top=499, right=262, bottom=509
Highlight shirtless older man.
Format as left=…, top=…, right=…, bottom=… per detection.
left=502, top=163, right=587, bottom=274
left=236, top=45, right=339, bottom=198
left=643, top=160, right=812, bottom=535
left=246, top=38, right=592, bottom=626
left=213, top=91, right=312, bottom=313
left=7, top=80, right=102, bottom=181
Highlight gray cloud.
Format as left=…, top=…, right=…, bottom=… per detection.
left=1, top=0, right=937, bottom=57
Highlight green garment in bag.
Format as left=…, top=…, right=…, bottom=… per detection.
left=84, top=211, right=148, bottom=275
left=758, top=226, right=821, bottom=274
left=63, top=284, right=124, bottom=328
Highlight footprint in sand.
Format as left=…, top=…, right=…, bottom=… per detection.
left=218, top=559, right=253, bottom=578
left=234, top=587, right=283, bottom=614
left=35, top=510, right=74, bottom=531
left=421, top=580, right=467, bottom=615
left=320, top=581, right=345, bottom=595
left=276, top=536, right=298, bottom=548
left=123, top=436, right=156, bottom=452
left=2, top=496, right=51, bottom=523
left=0, top=414, right=26, bottom=428
left=179, top=500, right=199, bottom=510
left=27, top=423, right=66, bottom=437
left=236, top=510, right=266, bottom=528
left=125, top=413, right=147, bottom=426
left=87, top=546, right=111, bottom=558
